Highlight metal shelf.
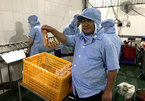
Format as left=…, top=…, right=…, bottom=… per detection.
left=18, top=82, right=49, bottom=101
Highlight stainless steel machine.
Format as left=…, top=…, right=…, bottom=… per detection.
left=0, top=41, right=28, bottom=94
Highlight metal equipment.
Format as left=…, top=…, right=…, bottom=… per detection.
left=0, top=41, right=28, bottom=94
left=119, top=36, right=140, bottom=64
left=0, top=42, right=28, bottom=64
left=18, top=82, right=49, bottom=101
left=142, top=50, right=145, bottom=78
left=0, top=36, right=60, bottom=95
left=89, top=0, right=145, bottom=8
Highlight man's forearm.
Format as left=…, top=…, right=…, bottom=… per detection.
left=105, top=70, right=117, bottom=91
left=28, top=43, right=32, bottom=50
left=42, top=25, right=67, bottom=44
left=27, top=37, right=34, bottom=54
left=51, top=28, right=67, bottom=44
left=102, top=70, right=117, bottom=101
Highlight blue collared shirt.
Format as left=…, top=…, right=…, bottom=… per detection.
left=29, top=25, right=46, bottom=56
left=103, top=26, right=122, bottom=58
left=66, top=32, right=120, bottom=98
left=104, top=34, right=122, bottom=58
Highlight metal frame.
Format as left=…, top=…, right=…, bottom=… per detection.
left=88, top=0, right=145, bottom=8
left=118, top=35, right=142, bottom=39
left=142, top=50, right=145, bottom=76
left=0, top=60, right=23, bottom=94
left=0, top=41, right=28, bottom=94
left=18, top=82, right=49, bottom=101
left=0, top=67, right=4, bottom=93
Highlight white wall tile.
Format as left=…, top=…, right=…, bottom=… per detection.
left=22, top=0, right=32, bottom=13
left=12, top=13, right=23, bottom=24
left=1, top=11, right=14, bottom=31
left=0, top=32, right=5, bottom=44
left=21, top=13, right=31, bottom=31
left=47, top=0, right=73, bottom=6
left=38, top=0, right=45, bottom=15
left=0, top=0, right=13, bottom=11
left=0, top=13, right=2, bottom=31
left=12, top=0, right=23, bottom=13
left=31, top=0, right=38, bottom=14
left=38, top=14, right=45, bottom=25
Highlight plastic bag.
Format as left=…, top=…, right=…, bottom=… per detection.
left=116, top=82, right=135, bottom=100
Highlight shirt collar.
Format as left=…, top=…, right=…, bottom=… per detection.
left=80, top=30, right=104, bottom=45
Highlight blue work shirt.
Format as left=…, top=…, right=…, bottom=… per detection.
left=104, top=34, right=122, bottom=58
left=60, top=14, right=80, bottom=54
left=29, top=25, right=46, bottom=56
left=103, top=27, right=122, bottom=58
left=66, top=32, right=120, bottom=98
left=60, top=25, right=80, bottom=54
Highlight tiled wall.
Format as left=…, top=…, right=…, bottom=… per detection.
left=0, top=0, right=83, bottom=44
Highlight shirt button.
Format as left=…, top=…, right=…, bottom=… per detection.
left=74, top=64, right=76, bottom=67
left=78, top=55, right=80, bottom=58
left=83, top=46, right=85, bottom=48
left=93, top=35, right=97, bottom=39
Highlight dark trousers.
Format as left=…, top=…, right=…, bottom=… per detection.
left=75, top=91, right=104, bottom=101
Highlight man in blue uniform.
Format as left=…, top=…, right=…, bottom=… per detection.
left=101, top=19, right=122, bottom=59
left=59, top=14, right=80, bottom=61
left=42, top=8, right=120, bottom=101
left=61, top=14, right=80, bottom=55
left=27, top=15, right=46, bottom=56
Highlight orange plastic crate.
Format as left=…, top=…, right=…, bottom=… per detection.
left=22, top=52, right=72, bottom=101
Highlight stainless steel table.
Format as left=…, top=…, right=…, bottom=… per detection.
left=18, top=82, right=49, bottom=101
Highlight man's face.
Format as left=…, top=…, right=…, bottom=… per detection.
left=81, top=18, right=95, bottom=34
left=29, top=20, right=34, bottom=25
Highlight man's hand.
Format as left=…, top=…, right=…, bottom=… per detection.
left=25, top=48, right=30, bottom=57
left=41, top=25, right=54, bottom=32
left=102, top=70, right=117, bottom=101
left=102, top=90, right=112, bottom=101
left=41, top=25, right=67, bottom=44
